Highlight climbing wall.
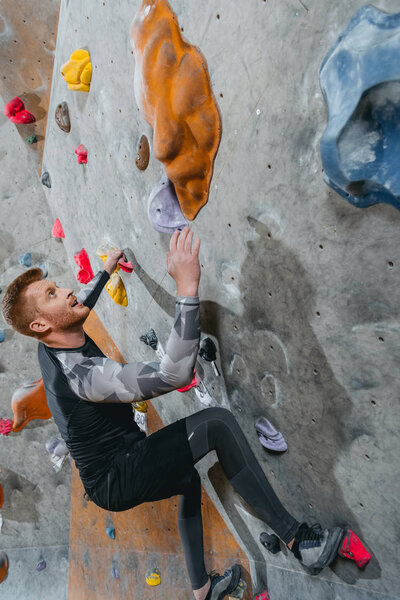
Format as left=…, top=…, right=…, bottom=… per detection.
left=2, top=0, right=400, bottom=598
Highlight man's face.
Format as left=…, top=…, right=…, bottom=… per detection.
left=26, top=279, right=90, bottom=332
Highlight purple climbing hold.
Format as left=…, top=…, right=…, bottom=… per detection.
left=36, top=559, right=46, bottom=572
left=106, top=526, right=115, bottom=539
left=45, top=437, right=69, bottom=457
left=254, top=416, right=287, bottom=452
left=147, top=176, right=188, bottom=234
left=18, top=252, right=32, bottom=267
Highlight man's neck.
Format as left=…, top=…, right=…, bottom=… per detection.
left=43, top=326, right=86, bottom=349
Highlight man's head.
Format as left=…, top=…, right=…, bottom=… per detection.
left=1, top=268, right=90, bottom=340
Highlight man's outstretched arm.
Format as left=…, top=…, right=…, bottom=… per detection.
left=76, top=249, right=126, bottom=310
left=57, top=228, right=201, bottom=402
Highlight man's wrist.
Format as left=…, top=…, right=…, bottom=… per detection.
left=176, top=285, right=199, bottom=297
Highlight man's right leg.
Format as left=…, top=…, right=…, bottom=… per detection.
left=185, top=407, right=345, bottom=575
left=185, top=406, right=299, bottom=544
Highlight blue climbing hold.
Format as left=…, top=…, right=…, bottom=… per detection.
left=105, top=526, right=115, bottom=539
left=320, top=6, right=400, bottom=211
left=18, top=252, right=32, bottom=267
left=0, top=330, right=5, bottom=343
left=37, top=262, right=48, bottom=278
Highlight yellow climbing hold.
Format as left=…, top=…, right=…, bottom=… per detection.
left=96, top=241, right=127, bottom=306
left=106, top=272, right=127, bottom=306
left=60, top=49, right=92, bottom=92
left=146, top=568, right=161, bottom=586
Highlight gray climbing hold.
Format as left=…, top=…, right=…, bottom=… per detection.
left=0, top=330, right=5, bottom=343
left=41, top=171, right=51, bottom=188
left=26, top=134, right=37, bottom=144
left=55, top=102, right=71, bottom=133
left=111, top=564, right=120, bottom=579
left=18, top=252, right=32, bottom=267
left=147, top=176, right=188, bottom=234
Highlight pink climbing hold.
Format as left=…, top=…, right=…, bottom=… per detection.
left=74, top=249, right=94, bottom=284
left=338, top=530, right=371, bottom=569
left=254, top=592, right=269, bottom=600
left=0, top=418, right=12, bottom=436
left=178, top=371, right=197, bottom=393
left=3, top=97, right=35, bottom=124
left=75, top=144, right=87, bottom=164
left=51, top=218, right=65, bottom=239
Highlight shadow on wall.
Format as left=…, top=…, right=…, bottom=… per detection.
left=127, top=217, right=380, bottom=585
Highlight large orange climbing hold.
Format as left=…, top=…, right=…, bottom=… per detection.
left=130, top=0, right=221, bottom=220
left=11, top=378, right=52, bottom=433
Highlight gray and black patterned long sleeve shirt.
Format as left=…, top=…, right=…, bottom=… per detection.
left=37, top=269, right=200, bottom=488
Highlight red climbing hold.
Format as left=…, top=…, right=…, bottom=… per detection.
left=0, top=418, right=12, bottom=436
left=3, top=97, right=35, bottom=123
left=52, top=218, right=65, bottom=239
left=75, top=144, right=87, bottom=164
left=338, top=530, right=371, bottom=569
left=178, top=371, right=197, bottom=392
left=3, top=96, right=24, bottom=116
left=254, top=592, right=269, bottom=600
left=118, top=258, right=133, bottom=273
left=74, top=249, right=94, bottom=284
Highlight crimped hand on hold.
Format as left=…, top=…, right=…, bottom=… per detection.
left=104, top=249, right=126, bottom=276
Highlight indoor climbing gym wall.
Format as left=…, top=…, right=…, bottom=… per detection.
left=1, top=0, right=400, bottom=599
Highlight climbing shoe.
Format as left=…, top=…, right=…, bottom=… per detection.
left=205, top=564, right=241, bottom=600
left=291, top=522, right=345, bottom=575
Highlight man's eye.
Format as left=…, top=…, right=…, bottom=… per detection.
left=49, top=290, right=55, bottom=297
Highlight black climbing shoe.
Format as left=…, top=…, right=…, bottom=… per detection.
left=291, top=522, right=345, bottom=575
left=205, top=564, right=241, bottom=600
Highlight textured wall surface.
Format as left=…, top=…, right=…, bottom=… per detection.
left=3, top=0, right=400, bottom=598
left=0, top=100, right=73, bottom=598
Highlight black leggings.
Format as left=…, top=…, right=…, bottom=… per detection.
left=181, top=407, right=299, bottom=589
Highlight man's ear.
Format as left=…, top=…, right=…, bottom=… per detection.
left=29, top=319, right=51, bottom=335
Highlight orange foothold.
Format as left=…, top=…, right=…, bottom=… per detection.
left=11, top=378, right=52, bottom=433
left=0, top=552, right=9, bottom=584
left=130, top=0, right=221, bottom=220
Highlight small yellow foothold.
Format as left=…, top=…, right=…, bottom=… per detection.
left=106, top=272, right=127, bottom=306
left=146, top=568, right=161, bottom=586
left=60, top=49, right=92, bottom=92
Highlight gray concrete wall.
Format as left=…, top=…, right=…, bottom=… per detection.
left=3, top=0, right=400, bottom=598
left=0, top=98, right=74, bottom=598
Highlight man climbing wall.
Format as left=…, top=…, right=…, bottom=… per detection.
left=1, top=227, right=347, bottom=600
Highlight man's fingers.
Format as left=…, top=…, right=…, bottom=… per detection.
left=192, top=236, right=201, bottom=256
left=177, top=226, right=189, bottom=249
left=170, top=230, right=179, bottom=253
left=184, top=230, right=193, bottom=252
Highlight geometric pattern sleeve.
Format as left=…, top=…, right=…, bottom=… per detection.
left=55, top=296, right=200, bottom=403
left=76, top=269, right=110, bottom=310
